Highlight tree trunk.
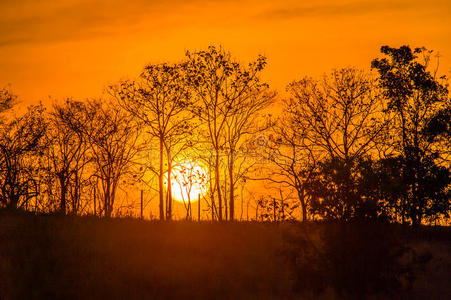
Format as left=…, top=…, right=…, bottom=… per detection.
left=229, top=149, right=235, bottom=221
left=208, top=159, right=216, bottom=221
left=166, top=155, right=173, bottom=220
left=301, top=198, right=307, bottom=222
left=140, top=189, right=143, bottom=219
left=59, top=175, right=67, bottom=215
left=198, top=194, right=201, bottom=221
left=159, top=136, right=165, bottom=221
left=295, top=176, right=308, bottom=222
left=273, top=196, right=276, bottom=222
left=105, top=180, right=111, bottom=217
left=215, top=149, right=222, bottom=221
left=93, top=187, right=97, bottom=216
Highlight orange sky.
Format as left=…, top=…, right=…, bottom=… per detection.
left=0, top=0, right=450, bottom=105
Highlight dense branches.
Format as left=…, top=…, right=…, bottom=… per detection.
left=112, top=62, right=192, bottom=220
left=0, top=104, right=46, bottom=209
left=372, top=46, right=450, bottom=225
left=0, top=45, right=449, bottom=225
left=283, top=68, right=388, bottom=220
left=186, top=46, right=272, bottom=220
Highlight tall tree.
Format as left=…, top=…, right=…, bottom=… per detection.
left=45, top=100, right=90, bottom=214
left=112, top=62, right=192, bottom=221
left=186, top=46, right=269, bottom=220
left=223, top=91, right=274, bottom=220
left=0, top=103, right=47, bottom=209
left=263, top=106, right=316, bottom=221
left=286, top=68, right=388, bottom=220
left=372, top=45, right=450, bottom=225
left=61, top=100, right=140, bottom=217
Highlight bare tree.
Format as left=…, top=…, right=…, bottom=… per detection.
left=171, top=161, right=207, bottom=220
left=61, top=100, right=141, bottom=217
left=186, top=46, right=269, bottom=220
left=288, top=68, right=387, bottom=162
left=0, top=104, right=47, bottom=209
left=44, top=100, right=90, bottom=214
left=285, top=68, right=388, bottom=220
left=262, top=107, right=316, bottom=221
left=223, top=91, right=274, bottom=220
left=112, top=62, right=192, bottom=220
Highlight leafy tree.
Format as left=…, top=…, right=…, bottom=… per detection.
left=0, top=88, right=15, bottom=116
left=356, top=157, right=407, bottom=221
left=424, top=106, right=451, bottom=166
left=372, top=45, right=451, bottom=225
left=286, top=68, right=387, bottom=220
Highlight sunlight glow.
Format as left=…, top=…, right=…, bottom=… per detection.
left=167, top=160, right=208, bottom=203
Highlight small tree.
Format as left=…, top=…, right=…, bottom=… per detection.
left=171, top=161, right=208, bottom=220
left=0, top=103, right=47, bottom=209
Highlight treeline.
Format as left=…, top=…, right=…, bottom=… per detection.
left=0, top=45, right=449, bottom=225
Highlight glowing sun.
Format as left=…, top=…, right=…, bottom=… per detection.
left=168, top=161, right=208, bottom=203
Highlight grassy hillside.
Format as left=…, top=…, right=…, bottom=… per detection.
left=0, top=212, right=450, bottom=299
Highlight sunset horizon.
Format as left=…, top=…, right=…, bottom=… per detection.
left=0, top=1, right=450, bottom=299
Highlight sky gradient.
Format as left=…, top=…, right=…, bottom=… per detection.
left=1, top=0, right=450, bottom=104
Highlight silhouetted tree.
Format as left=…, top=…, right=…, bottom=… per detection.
left=0, top=103, right=47, bottom=209
left=186, top=46, right=269, bottom=220
left=112, top=62, right=192, bottom=221
left=0, top=88, right=15, bottom=116
left=356, top=157, right=406, bottom=221
left=263, top=102, right=316, bottom=221
left=372, top=45, right=451, bottom=225
left=255, top=191, right=297, bottom=222
left=307, top=156, right=395, bottom=221
left=286, top=68, right=387, bottom=220
left=44, top=100, right=90, bottom=214
left=171, top=161, right=207, bottom=220
left=424, top=106, right=451, bottom=166
left=223, top=92, right=274, bottom=221
left=60, top=100, right=140, bottom=217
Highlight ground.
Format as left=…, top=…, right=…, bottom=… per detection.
left=0, top=212, right=450, bottom=299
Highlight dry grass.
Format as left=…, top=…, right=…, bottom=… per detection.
left=0, top=212, right=449, bottom=299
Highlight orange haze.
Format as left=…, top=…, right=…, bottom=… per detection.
left=0, top=0, right=450, bottom=104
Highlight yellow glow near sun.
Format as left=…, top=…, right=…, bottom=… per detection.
left=167, top=160, right=208, bottom=203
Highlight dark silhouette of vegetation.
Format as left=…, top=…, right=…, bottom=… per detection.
left=44, top=100, right=90, bottom=214
left=0, top=103, right=46, bottom=210
left=0, top=44, right=450, bottom=299
left=0, top=45, right=449, bottom=224
left=285, top=68, right=388, bottom=221
left=185, top=46, right=272, bottom=221
left=372, top=46, right=450, bottom=225
left=112, top=62, right=193, bottom=220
